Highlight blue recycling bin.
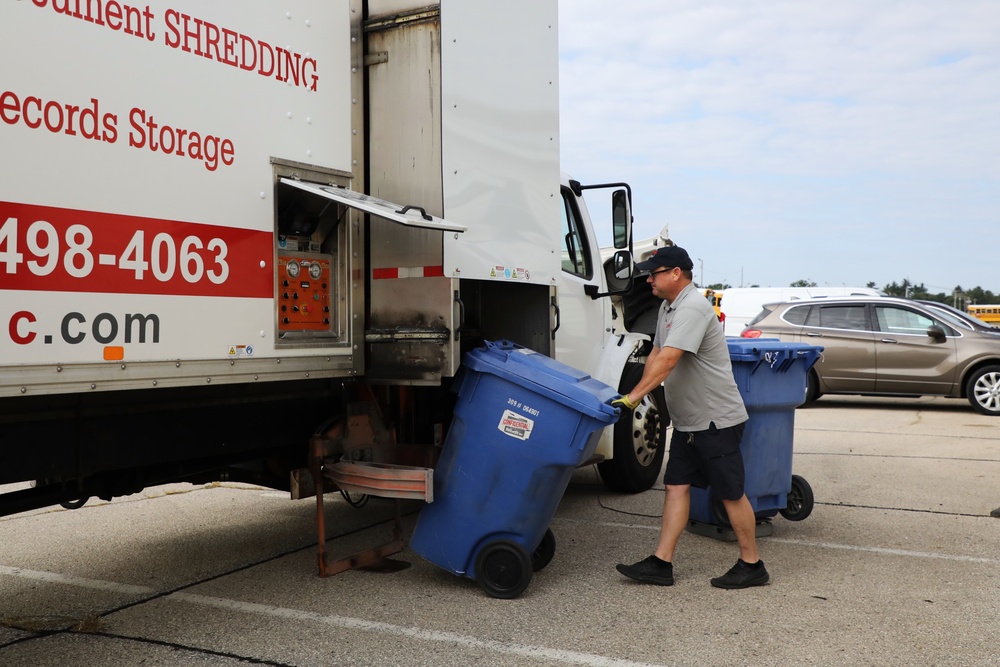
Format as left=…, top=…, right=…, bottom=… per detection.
left=410, top=340, right=619, bottom=598
left=689, top=339, right=822, bottom=529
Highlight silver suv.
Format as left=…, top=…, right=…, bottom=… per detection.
left=742, top=296, right=1000, bottom=415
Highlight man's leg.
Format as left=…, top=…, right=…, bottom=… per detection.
left=655, top=484, right=691, bottom=562
left=616, top=483, right=689, bottom=585
left=710, top=493, right=769, bottom=589
left=721, top=493, right=759, bottom=563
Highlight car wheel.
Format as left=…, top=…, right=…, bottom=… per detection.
left=803, top=370, right=821, bottom=404
left=597, top=363, right=668, bottom=493
left=966, top=365, right=1000, bottom=415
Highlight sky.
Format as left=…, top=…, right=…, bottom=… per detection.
left=558, top=0, right=1000, bottom=294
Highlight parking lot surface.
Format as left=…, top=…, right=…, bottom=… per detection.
left=1, top=395, right=999, bottom=666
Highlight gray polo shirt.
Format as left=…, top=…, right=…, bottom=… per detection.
left=652, top=283, right=748, bottom=432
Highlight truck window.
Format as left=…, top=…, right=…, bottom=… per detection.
left=560, top=190, right=591, bottom=278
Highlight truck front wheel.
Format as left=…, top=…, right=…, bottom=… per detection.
left=597, top=363, right=668, bottom=493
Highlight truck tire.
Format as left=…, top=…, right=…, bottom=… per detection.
left=597, top=363, right=668, bottom=493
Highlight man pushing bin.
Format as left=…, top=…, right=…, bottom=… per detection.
left=613, top=245, right=769, bottom=589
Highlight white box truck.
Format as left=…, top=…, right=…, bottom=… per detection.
left=0, top=0, right=668, bottom=517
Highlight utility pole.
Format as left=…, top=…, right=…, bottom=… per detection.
left=698, top=258, right=704, bottom=288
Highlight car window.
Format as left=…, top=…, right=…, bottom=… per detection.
left=748, top=305, right=775, bottom=327
left=874, top=306, right=935, bottom=335
left=810, top=305, right=868, bottom=331
left=783, top=305, right=810, bottom=325
left=875, top=305, right=957, bottom=336
left=919, top=305, right=972, bottom=331
left=917, top=301, right=986, bottom=331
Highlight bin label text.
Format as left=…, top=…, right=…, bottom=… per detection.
left=498, top=409, right=533, bottom=441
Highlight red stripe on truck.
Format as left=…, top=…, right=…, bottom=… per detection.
left=372, top=266, right=444, bottom=279
left=0, top=201, right=272, bottom=298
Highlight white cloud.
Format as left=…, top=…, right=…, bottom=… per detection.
left=559, top=0, right=1000, bottom=291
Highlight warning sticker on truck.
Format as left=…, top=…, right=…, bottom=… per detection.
left=498, top=409, right=534, bottom=441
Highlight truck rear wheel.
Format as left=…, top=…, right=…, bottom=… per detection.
left=597, top=363, right=668, bottom=493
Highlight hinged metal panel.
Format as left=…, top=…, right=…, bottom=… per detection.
left=279, top=178, right=466, bottom=232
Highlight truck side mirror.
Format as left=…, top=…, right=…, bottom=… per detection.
left=612, top=189, right=631, bottom=249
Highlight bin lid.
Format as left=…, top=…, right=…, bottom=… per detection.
left=463, top=341, right=619, bottom=423
left=726, top=338, right=823, bottom=366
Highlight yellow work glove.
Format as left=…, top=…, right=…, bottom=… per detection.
left=611, top=394, right=640, bottom=411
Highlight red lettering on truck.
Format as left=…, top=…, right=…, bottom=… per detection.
left=9, top=311, right=36, bottom=345
left=163, top=9, right=319, bottom=91
left=29, top=0, right=156, bottom=41
left=1, top=91, right=117, bottom=143
left=127, top=107, right=234, bottom=172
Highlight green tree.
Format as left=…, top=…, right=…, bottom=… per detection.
left=790, top=279, right=817, bottom=287
left=881, top=280, right=1000, bottom=305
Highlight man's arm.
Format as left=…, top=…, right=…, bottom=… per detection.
left=625, top=345, right=683, bottom=406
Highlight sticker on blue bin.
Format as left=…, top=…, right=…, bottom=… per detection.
left=498, top=409, right=534, bottom=441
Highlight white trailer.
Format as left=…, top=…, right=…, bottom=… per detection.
left=0, top=0, right=666, bottom=517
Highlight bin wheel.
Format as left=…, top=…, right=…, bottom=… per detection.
left=474, top=541, right=532, bottom=599
left=710, top=495, right=732, bottom=528
left=779, top=475, right=814, bottom=521
left=531, top=528, right=556, bottom=572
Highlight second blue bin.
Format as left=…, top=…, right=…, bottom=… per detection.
left=689, top=339, right=822, bottom=528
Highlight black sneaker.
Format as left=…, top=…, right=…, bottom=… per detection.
left=616, top=556, right=674, bottom=586
left=710, top=559, right=770, bottom=589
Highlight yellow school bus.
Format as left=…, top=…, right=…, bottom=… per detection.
left=703, top=289, right=724, bottom=323
left=966, top=304, right=1000, bottom=324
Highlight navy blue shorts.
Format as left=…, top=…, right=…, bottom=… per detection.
left=662, top=422, right=746, bottom=501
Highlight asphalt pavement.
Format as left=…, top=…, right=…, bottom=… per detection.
left=1, top=394, right=998, bottom=666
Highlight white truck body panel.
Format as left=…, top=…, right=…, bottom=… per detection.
left=1, top=1, right=356, bottom=391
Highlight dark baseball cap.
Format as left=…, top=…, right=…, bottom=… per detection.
left=634, top=246, right=694, bottom=272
